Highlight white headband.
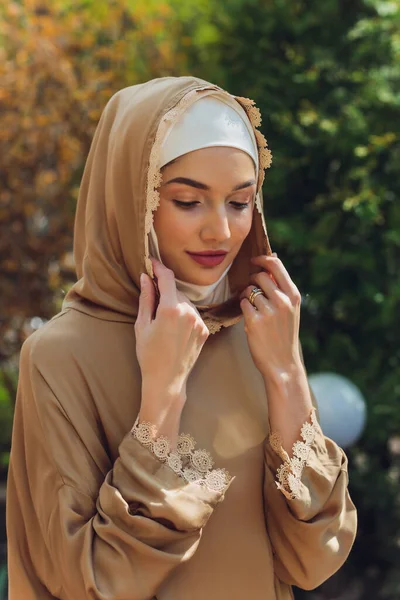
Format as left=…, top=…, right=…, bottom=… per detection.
left=159, top=94, right=259, bottom=171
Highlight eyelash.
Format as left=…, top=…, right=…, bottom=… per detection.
left=173, top=200, right=250, bottom=211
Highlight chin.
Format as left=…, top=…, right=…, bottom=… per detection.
left=193, top=274, right=222, bottom=286
left=178, top=267, right=225, bottom=286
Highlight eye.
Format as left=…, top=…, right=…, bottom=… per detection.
left=173, top=200, right=199, bottom=209
left=230, top=201, right=251, bottom=210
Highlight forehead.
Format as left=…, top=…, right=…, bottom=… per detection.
left=161, top=147, right=256, bottom=188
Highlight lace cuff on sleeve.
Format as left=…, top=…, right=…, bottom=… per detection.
left=269, top=408, right=319, bottom=500
left=131, top=417, right=232, bottom=493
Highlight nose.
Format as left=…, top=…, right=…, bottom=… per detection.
left=200, top=207, right=231, bottom=244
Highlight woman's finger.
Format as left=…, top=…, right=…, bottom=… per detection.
left=240, top=297, right=258, bottom=320
left=176, top=290, right=202, bottom=317
left=250, top=271, right=290, bottom=307
left=251, top=255, right=300, bottom=302
left=241, top=284, right=275, bottom=313
left=151, top=258, right=178, bottom=307
left=136, top=273, right=156, bottom=325
left=250, top=271, right=278, bottom=296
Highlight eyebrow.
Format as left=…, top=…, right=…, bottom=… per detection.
left=163, top=176, right=256, bottom=192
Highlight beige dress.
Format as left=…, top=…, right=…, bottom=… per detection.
left=6, top=76, right=357, bottom=600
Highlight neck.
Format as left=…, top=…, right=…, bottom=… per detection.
left=175, top=263, right=232, bottom=304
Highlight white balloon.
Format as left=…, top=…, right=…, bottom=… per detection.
left=308, top=372, right=367, bottom=448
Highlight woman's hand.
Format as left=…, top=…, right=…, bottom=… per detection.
left=135, top=258, right=209, bottom=418
left=240, top=254, right=315, bottom=454
left=240, top=254, right=303, bottom=383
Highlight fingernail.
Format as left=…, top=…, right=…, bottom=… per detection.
left=272, top=252, right=278, bottom=257
left=140, top=273, right=145, bottom=287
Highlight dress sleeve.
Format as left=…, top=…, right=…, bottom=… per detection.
left=7, top=337, right=233, bottom=600
left=263, top=377, right=357, bottom=590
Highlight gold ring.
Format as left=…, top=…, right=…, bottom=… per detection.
left=248, top=287, right=264, bottom=307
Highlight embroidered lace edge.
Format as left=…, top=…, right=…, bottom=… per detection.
left=269, top=408, right=319, bottom=500
left=131, top=416, right=233, bottom=493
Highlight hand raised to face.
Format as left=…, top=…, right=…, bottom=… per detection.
left=135, top=258, right=209, bottom=407
left=240, top=254, right=302, bottom=381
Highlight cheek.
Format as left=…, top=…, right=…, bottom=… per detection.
left=153, top=204, right=195, bottom=248
left=231, top=211, right=253, bottom=244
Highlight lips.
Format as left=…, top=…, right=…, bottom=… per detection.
left=186, top=251, right=228, bottom=267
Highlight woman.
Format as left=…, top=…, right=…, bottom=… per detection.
left=7, top=76, right=357, bottom=600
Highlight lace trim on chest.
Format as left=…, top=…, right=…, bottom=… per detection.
left=269, top=408, right=319, bottom=500
left=131, top=416, right=232, bottom=493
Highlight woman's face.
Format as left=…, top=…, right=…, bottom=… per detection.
left=153, top=146, right=256, bottom=285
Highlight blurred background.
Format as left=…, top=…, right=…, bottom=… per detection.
left=0, top=0, right=399, bottom=598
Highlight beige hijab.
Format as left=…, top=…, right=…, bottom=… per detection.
left=63, top=76, right=273, bottom=333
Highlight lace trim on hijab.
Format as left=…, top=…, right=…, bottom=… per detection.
left=269, top=408, right=320, bottom=500
left=144, top=86, right=272, bottom=334
left=132, top=416, right=232, bottom=493
left=234, top=96, right=272, bottom=194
